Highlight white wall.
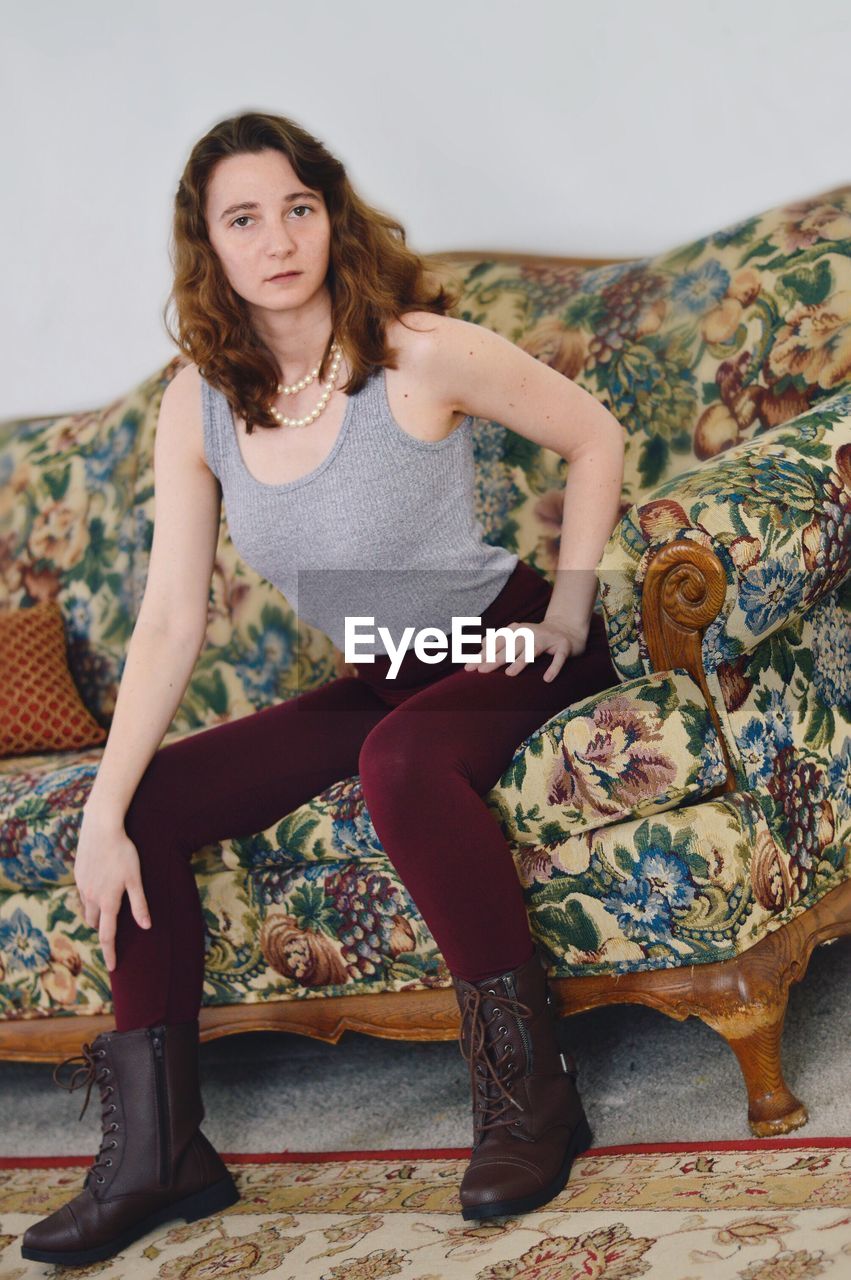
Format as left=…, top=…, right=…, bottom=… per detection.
left=3, top=0, right=849, bottom=417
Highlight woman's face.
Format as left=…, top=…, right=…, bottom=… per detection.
left=204, top=148, right=331, bottom=315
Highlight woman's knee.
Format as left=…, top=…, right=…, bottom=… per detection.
left=357, top=717, right=438, bottom=797
left=122, top=740, right=190, bottom=844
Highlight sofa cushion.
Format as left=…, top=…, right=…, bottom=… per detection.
left=2, top=784, right=839, bottom=1020
left=484, top=668, right=729, bottom=846
left=0, top=668, right=724, bottom=893
left=0, top=600, right=107, bottom=757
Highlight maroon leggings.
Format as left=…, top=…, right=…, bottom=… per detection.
left=115, top=561, right=620, bottom=1030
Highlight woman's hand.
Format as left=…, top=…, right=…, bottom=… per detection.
left=463, top=616, right=590, bottom=683
left=74, top=807, right=152, bottom=973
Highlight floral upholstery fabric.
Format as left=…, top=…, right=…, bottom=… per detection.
left=1, top=182, right=850, bottom=1019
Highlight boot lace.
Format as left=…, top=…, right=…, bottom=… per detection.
left=53, top=1042, right=120, bottom=1188
left=458, top=986, right=534, bottom=1141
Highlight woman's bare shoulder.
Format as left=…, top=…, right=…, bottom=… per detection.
left=165, top=358, right=202, bottom=396
left=157, top=361, right=210, bottom=470
left=391, top=309, right=449, bottom=339
left=387, top=310, right=459, bottom=369
left=159, top=360, right=205, bottom=426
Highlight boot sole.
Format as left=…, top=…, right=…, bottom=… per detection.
left=20, top=1173, right=240, bottom=1267
left=461, top=1115, right=593, bottom=1221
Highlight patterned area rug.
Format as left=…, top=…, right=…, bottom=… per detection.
left=1, top=1138, right=850, bottom=1278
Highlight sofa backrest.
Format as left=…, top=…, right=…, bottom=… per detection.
left=436, top=181, right=851, bottom=513
left=2, top=182, right=850, bottom=736
left=0, top=376, right=160, bottom=728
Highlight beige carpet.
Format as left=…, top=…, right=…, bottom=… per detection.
left=2, top=1138, right=851, bottom=1278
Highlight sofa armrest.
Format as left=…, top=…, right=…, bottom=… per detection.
left=486, top=668, right=729, bottom=849
left=595, top=389, right=851, bottom=684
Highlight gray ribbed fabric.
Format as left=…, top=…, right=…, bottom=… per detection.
left=200, top=366, right=519, bottom=657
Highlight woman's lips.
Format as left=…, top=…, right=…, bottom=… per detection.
left=268, top=272, right=301, bottom=281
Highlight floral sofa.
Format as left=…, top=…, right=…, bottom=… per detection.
left=2, top=182, right=851, bottom=1136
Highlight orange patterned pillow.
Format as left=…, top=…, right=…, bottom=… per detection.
left=0, top=601, right=108, bottom=757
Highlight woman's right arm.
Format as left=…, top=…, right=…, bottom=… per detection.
left=78, top=362, right=223, bottom=971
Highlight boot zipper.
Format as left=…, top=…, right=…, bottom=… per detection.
left=502, top=974, right=533, bottom=1072
left=151, top=1029, right=171, bottom=1187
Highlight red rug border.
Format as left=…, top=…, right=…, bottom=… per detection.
left=2, top=1135, right=851, bottom=1169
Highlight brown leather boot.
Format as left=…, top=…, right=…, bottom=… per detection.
left=453, top=945, right=593, bottom=1220
left=20, top=1019, right=239, bottom=1267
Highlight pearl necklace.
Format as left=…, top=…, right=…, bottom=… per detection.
left=269, top=339, right=342, bottom=428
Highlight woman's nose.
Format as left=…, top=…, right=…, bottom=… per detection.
left=267, top=219, right=298, bottom=255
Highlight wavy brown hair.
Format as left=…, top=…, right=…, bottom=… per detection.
left=163, top=110, right=461, bottom=434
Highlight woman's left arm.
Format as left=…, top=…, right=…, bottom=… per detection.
left=419, top=313, right=626, bottom=645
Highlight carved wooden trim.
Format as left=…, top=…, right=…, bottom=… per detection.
left=2, top=880, right=849, bottom=1137
left=429, top=248, right=634, bottom=269
left=550, top=878, right=851, bottom=1023
left=0, top=988, right=460, bottom=1063
left=642, top=538, right=738, bottom=794
left=550, top=877, right=851, bottom=1135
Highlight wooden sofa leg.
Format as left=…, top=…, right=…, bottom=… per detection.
left=555, top=886, right=851, bottom=1139
left=700, top=996, right=808, bottom=1137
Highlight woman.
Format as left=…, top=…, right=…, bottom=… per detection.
left=22, top=111, right=625, bottom=1267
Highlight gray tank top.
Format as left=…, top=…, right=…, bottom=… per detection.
left=199, top=365, right=519, bottom=657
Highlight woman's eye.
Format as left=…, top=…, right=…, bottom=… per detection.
left=230, top=206, right=313, bottom=228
